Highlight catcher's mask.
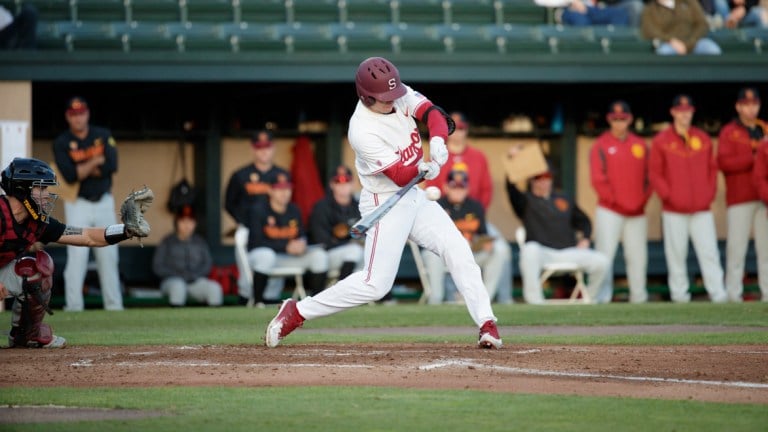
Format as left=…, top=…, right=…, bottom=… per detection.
left=1, top=157, right=59, bottom=223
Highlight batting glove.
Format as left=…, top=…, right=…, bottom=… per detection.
left=429, top=136, right=449, bottom=166
left=418, top=160, right=441, bottom=180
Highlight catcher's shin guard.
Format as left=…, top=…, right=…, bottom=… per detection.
left=9, top=251, right=64, bottom=348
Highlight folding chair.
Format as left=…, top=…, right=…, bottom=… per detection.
left=515, top=227, right=591, bottom=304
left=233, top=227, right=307, bottom=306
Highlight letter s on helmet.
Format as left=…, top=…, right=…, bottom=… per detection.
left=355, top=57, right=407, bottom=107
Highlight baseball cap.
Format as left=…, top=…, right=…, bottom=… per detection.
left=175, top=205, right=196, bottom=222
left=446, top=167, right=469, bottom=188
left=451, top=112, right=469, bottom=130
left=269, top=172, right=292, bottom=189
left=737, top=87, right=760, bottom=104
left=331, top=165, right=353, bottom=184
left=66, top=97, right=89, bottom=115
left=251, top=130, right=274, bottom=149
left=606, top=100, right=632, bottom=121
left=671, top=94, right=695, bottom=112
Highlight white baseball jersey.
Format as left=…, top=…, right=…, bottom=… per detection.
left=347, top=85, right=430, bottom=194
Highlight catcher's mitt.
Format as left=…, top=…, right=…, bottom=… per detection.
left=121, top=186, right=154, bottom=242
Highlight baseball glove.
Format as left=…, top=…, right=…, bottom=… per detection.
left=121, top=186, right=154, bottom=242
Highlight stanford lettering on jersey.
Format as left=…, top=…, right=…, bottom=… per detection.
left=396, top=128, right=422, bottom=166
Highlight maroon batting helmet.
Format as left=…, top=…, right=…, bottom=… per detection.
left=355, top=57, right=407, bottom=107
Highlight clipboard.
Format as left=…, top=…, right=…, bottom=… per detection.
left=502, top=144, right=549, bottom=183
left=50, top=161, right=79, bottom=203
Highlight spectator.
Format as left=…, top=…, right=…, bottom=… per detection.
left=265, top=57, right=501, bottom=349
left=152, top=205, right=223, bottom=307
left=223, top=130, right=290, bottom=301
left=589, top=101, right=651, bottom=303
left=308, top=165, right=364, bottom=282
left=649, top=95, right=727, bottom=303
left=423, top=112, right=513, bottom=304
left=641, top=0, right=722, bottom=55
left=423, top=168, right=504, bottom=305
left=1, top=158, right=150, bottom=348
left=562, top=0, right=631, bottom=26
left=717, top=87, right=768, bottom=302
left=245, top=172, right=329, bottom=307
left=720, top=0, right=768, bottom=28
left=52, top=97, right=122, bottom=312
left=0, top=3, right=37, bottom=50
left=506, top=155, right=609, bottom=305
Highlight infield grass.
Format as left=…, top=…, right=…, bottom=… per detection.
left=2, top=302, right=767, bottom=431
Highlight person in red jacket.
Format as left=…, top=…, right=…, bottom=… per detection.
left=422, top=112, right=513, bottom=304
left=590, top=101, right=651, bottom=304
left=650, top=95, right=727, bottom=303
left=717, top=87, right=768, bottom=302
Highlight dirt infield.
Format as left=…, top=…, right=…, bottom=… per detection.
left=3, top=326, right=768, bottom=413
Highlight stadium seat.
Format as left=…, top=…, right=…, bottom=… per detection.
left=71, top=0, right=126, bottom=23
left=22, top=0, right=72, bottom=21
left=448, top=0, right=502, bottom=25
left=537, top=24, right=597, bottom=54
left=341, top=0, right=391, bottom=24
left=382, top=22, right=443, bottom=53
left=112, top=21, right=176, bottom=52
left=275, top=22, right=336, bottom=53
left=164, top=22, right=228, bottom=52
left=482, top=23, right=548, bottom=54
left=591, top=25, right=645, bottom=54
left=433, top=23, right=499, bottom=53
left=239, top=0, right=287, bottom=24
left=219, top=22, right=283, bottom=53
left=741, top=27, right=768, bottom=54
left=501, top=0, right=549, bottom=25
left=52, top=20, right=119, bottom=51
left=186, top=0, right=239, bottom=24
left=392, top=0, right=447, bottom=25
left=329, top=21, right=390, bottom=53
left=287, top=0, right=340, bottom=24
left=125, top=0, right=183, bottom=24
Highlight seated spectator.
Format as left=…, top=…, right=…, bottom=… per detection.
left=308, top=165, right=364, bottom=282
left=641, top=0, right=722, bottom=55
left=720, top=0, right=768, bottom=28
left=152, top=206, right=223, bottom=307
left=245, top=172, right=329, bottom=307
left=506, top=155, right=609, bottom=305
left=536, top=0, right=637, bottom=26
left=422, top=168, right=504, bottom=305
left=0, top=3, right=37, bottom=50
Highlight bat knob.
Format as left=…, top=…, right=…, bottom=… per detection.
left=349, top=227, right=363, bottom=239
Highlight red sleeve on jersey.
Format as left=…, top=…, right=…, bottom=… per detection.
left=383, top=160, right=420, bottom=187
left=414, top=101, right=449, bottom=141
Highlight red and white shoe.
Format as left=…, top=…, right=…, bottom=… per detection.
left=478, top=320, right=502, bottom=349
left=265, top=299, right=305, bottom=348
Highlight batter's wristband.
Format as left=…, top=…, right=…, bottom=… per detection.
left=105, top=224, right=129, bottom=244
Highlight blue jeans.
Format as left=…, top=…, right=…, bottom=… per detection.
left=656, top=38, right=722, bottom=55
left=562, top=5, right=630, bottom=26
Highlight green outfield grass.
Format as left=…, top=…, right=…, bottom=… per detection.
left=2, top=302, right=767, bottom=431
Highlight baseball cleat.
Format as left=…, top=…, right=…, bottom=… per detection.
left=478, top=320, right=502, bottom=349
left=8, top=334, right=67, bottom=349
left=265, top=299, right=304, bottom=348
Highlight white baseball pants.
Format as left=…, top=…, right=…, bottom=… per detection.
left=594, top=206, right=648, bottom=304
left=160, top=276, right=223, bottom=306
left=724, top=201, right=768, bottom=302
left=661, top=211, right=727, bottom=303
left=298, top=186, right=496, bottom=327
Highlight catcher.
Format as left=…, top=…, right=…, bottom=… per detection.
left=0, top=157, right=152, bottom=348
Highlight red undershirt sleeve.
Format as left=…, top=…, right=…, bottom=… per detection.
left=383, top=161, right=419, bottom=187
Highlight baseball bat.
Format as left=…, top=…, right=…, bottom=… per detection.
left=349, top=138, right=431, bottom=239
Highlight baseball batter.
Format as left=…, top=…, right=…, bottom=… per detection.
left=266, top=57, right=501, bottom=349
